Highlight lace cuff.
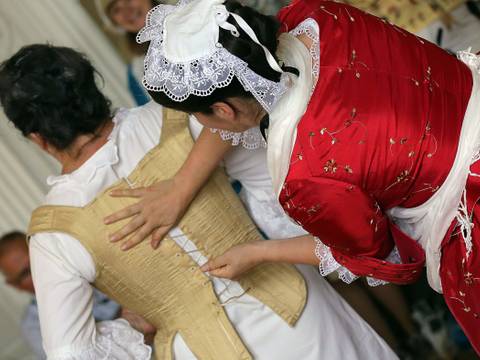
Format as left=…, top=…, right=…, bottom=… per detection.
left=210, top=127, right=266, bottom=149
left=48, top=319, right=152, bottom=360
left=314, top=237, right=401, bottom=287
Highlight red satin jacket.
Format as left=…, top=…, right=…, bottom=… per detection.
left=276, top=0, right=480, bottom=352
left=278, top=1, right=472, bottom=284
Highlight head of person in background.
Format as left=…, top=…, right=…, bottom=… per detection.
left=0, top=231, right=34, bottom=294
left=95, top=0, right=162, bottom=55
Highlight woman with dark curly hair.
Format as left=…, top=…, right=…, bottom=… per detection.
left=0, top=44, right=396, bottom=359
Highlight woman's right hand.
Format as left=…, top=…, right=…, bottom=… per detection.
left=105, top=177, right=191, bottom=250
left=104, top=127, right=233, bottom=250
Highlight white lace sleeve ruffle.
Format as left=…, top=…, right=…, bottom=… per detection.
left=314, top=237, right=401, bottom=287
left=47, top=319, right=152, bottom=360
left=210, top=127, right=267, bottom=149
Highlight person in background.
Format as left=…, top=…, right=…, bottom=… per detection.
left=0, top=43, right=396, bottom=359
left=94, top=0, right=160, bottom=105
left=343, top=0, right=480, bottom=52
left=0, top=231, right=122, bottom=359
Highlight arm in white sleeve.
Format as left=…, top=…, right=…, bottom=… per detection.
left=20, top=302, right=47, bottom=359
left=29, top=233, right=151, bottom=360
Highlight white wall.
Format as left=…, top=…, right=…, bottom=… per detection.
left=0, top=1, right=134, bottom=358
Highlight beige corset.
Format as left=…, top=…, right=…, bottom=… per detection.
left=28, top=108, right=306, bottom=360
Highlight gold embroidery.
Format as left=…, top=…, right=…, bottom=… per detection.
left=320, top=108, right=367, bottom=145
left=342, top=6, right=355, bottom=22
left=319, top=5, right=338, bottom=20
left=309, top=132, right=316, bottom=149
left=290, top=153, right=304, bottom=165
left=450, top=292, right=473, bottom=313
left=307, top=205, right=321, bottom=215
left=324, top=159, right=338, bottom=173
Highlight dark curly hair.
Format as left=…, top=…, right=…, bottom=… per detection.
left=149, top=0, right=281, bottom=114
left=0, top=44, right=112, bottom=150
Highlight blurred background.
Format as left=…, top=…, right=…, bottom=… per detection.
left=0, top=1, right=479, bottom=359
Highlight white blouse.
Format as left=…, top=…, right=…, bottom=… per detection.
left=30, top=101, right=396, bottom=359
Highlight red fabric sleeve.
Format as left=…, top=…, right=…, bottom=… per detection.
left=282, top=177, right=425, bottom=284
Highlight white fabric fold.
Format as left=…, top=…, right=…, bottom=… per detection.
left=267, top=32, right=313, bottom=197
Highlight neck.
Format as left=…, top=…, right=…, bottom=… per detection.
left=252, top=102, right=267, bottom=127
left=61, top=119, right=115, bottom=174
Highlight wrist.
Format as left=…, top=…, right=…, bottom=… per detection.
left=250, top=240, right=272, bottom=263
left=172, top=172, right=196, bottom=204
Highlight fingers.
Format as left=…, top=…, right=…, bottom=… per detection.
left=208, top=266, right=235, bottom=279
left=109, top=187, right=147, bottom=198
left=109, top=215, right=145, bottom=243
left=200, top=255, right=228, bottom=272
left=120, top=223, right=155, bottom=251
left=151, top=226, right=171, bottom=249
left=104, top=203, right=141, bottom=225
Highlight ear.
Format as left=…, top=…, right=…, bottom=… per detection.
left=210, top=101, right=235, bottom=121
left=28, top=133, right=49, bottom=151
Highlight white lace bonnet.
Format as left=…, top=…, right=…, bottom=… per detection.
left=136, top=0, right=288, bottom=113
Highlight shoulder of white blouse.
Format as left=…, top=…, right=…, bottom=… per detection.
left=210, top=18, right=320, bottom=150
left=47, top=319, right=152, bottom=360
left=29, top=232, right=97, bottom=282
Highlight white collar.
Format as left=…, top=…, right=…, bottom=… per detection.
left=46, top=109, right=128, bottom=186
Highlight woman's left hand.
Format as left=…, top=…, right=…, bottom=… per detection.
left=200, top=242, right=266, bottom=280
